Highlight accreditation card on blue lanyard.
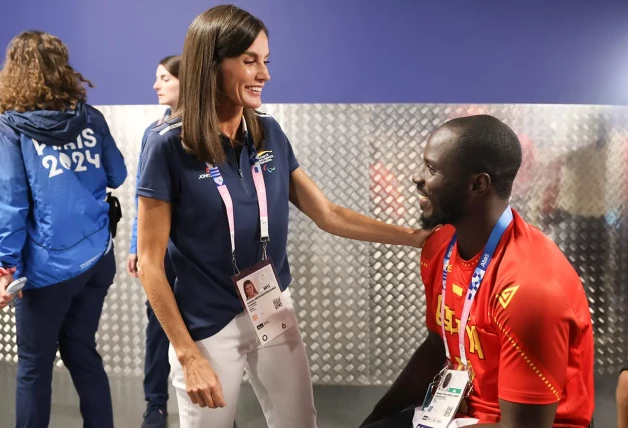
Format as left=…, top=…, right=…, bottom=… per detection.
left=414, top=207, right=513, bottom=428
left=206, top=127, right=294, bottom=344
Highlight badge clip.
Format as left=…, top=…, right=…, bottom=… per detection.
left=261, top=237, right=270, bottom=261
left=232, top=252, right=241, bottom=276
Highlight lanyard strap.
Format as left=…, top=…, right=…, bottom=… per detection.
left=206, top=143, right=269, bottom=275
left=440, top=206, right=513, bottom=366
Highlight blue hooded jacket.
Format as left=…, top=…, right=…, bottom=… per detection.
left=0, top=103, right=127, bottom=288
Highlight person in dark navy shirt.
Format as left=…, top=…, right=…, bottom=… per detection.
left=136, top=5, right=432, bottom=428
left=127, top=55, right=180, bottom=428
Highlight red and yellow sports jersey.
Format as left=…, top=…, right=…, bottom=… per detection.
left=420, top=209, right=594, bottom=427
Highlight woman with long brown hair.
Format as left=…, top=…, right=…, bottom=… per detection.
left=136, top=5, right=432, bottom=427
left=0, top=31, right=127, bottom=428
left=128, top=54, right=180, bottom=428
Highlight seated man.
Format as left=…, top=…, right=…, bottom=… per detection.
left=361, top=115, right=594, bottom=428
left=618, top=369, right=628, bottom=428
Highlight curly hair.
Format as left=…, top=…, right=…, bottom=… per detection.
left=0, top=31, right=94, bottom=113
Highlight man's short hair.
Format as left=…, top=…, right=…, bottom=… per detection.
left=445, top=115, right=523, bottom=200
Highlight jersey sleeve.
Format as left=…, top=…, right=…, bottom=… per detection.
left=422, top=257, right=438, bottom=334
left=492, top=279, right=572, bottom=404
left=424, top=285, right=441, bottom=335
left=283, top=132, right=300, bottom=173
left=137, top=131, right=175, bottom=203
left=420, top=227, right=453, bottom=334
left=130, top=125, right=154, bottom=254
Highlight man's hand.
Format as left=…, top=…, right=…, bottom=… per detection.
left=361, top=331, right=446, bottom=426
left=0, top=274, right=21, bottom=309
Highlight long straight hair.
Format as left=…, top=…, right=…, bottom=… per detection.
left=175, top=5, right=268, bottom=165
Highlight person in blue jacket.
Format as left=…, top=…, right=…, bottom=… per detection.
left=127, top=54, right=180, bottom=428
left=136, top=6, right=433, bottom=428
left=0, top=31, right=127, bottom=428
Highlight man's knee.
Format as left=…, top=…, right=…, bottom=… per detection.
left=617, top=370, right=628, bottom=403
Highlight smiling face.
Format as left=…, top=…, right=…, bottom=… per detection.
left=413, top=115, right=524, bottom=230
left=218, top=31, right=270, bottom=110
left=244, top=282, right=257, bottom=298
left=412, top=126, right=470, bottom=229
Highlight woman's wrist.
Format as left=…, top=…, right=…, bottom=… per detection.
left=0, top=266, right=16, bottom=276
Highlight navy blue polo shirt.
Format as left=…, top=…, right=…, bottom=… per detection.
left=137, top=112, right=299, bottom=341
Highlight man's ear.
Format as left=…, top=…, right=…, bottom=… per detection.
left=470, top=173, right=491, bottom=195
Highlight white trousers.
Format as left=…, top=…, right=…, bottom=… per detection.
left=169, top=289, right=318, bottom=428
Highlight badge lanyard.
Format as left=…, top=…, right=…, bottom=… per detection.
left=440, top=206, right=513, bottom=367
left=206, top=138, right=269, bottom=276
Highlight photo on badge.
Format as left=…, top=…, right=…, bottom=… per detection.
left=440, top=372, right=453, bottom=390
left=233, top=259, right=279, bottom=311
left=235, top=275, right=262, bottom=310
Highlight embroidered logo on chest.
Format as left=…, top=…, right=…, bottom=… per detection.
left=258, top=150, right=275, bottom=172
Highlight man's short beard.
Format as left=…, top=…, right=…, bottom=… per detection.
left=420, top=210, right=459, bottom=230
left=419, top=191, right=466, bottom=230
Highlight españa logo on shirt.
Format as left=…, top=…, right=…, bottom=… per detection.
left=199, top=165, right=222, bottom=182
left=436, top=295, right=485, bottom=361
